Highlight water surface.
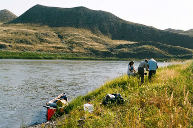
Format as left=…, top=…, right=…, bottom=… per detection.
left=0, top=59, right=173, bottom=128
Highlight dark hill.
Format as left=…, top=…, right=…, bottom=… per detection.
left=0, top=9, right=17, bottom=22
left=10, top=5, right=193, bottom=49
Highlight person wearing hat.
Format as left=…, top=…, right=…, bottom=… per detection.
left=127, top=61, right=136, bottom=76
left=138, top=59, right=149, bottom=83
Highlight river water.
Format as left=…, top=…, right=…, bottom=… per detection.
left=0, top=59, right=173, bottom=128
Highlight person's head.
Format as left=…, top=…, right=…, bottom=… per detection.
left=129, top=61, right=134, bottom=66
left=145, top=59, right=148, bottom=63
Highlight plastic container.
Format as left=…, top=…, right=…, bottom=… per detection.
left=84, top=103, right=94, bottom=113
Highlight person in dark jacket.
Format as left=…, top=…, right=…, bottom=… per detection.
left=138, top=59, right=148, bottom=83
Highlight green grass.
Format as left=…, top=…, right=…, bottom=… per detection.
left=0, top=50, right=189, bottom=62
left=0, top=50, right=128, bottom=60
left=42, top=60, right=193, bottom=128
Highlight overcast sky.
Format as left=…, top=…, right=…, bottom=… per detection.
left=1, top=0, right=193, bottom=30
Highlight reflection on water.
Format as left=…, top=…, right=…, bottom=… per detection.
left=0, top=59, right=173, bottom=128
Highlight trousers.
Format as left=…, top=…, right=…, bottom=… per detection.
left=148, top=70, right=156, bottom=80
left=138, top=67, right=144, bottom=83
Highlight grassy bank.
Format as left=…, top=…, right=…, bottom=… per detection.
left=38, top=60, right=193, bottom=128
left=0, top=50, right=124, bottom=60
left=0, top=50, right=188, bottom=61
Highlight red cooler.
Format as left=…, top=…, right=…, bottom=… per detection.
left=47, top=108, right=56, bottom=121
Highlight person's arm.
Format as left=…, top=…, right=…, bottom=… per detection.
left=133, top=68, right=136, bottom=73
left=132, top=66, right=136, bottom=72
left=146, top=63, right=149, bottom=71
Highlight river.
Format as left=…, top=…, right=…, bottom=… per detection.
left=0, top=59, right=173, bottom=128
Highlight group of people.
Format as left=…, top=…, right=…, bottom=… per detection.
left=127, top=58, right=158, bottom=83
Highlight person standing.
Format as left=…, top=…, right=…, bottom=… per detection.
left=127, top=61, right=136, bottom=76
left=148, top=58, right=158, bottom=80
left=138, top=59, right=148, bottom=83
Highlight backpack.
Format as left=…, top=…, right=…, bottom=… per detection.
left=102, top=93, right=124, bottom=105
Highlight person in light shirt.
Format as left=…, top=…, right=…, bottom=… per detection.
left=127, top=61, right=136, bottom=76
left=148, top=58, right=158, bottom=80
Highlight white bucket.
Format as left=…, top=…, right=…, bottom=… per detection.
left=84, top=103, right=94, bottom=113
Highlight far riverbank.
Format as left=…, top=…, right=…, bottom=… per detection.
left=0, top=50, right=190, bottom=61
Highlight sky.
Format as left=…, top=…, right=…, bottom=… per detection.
left=1, top=0, right=193, bottom=30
